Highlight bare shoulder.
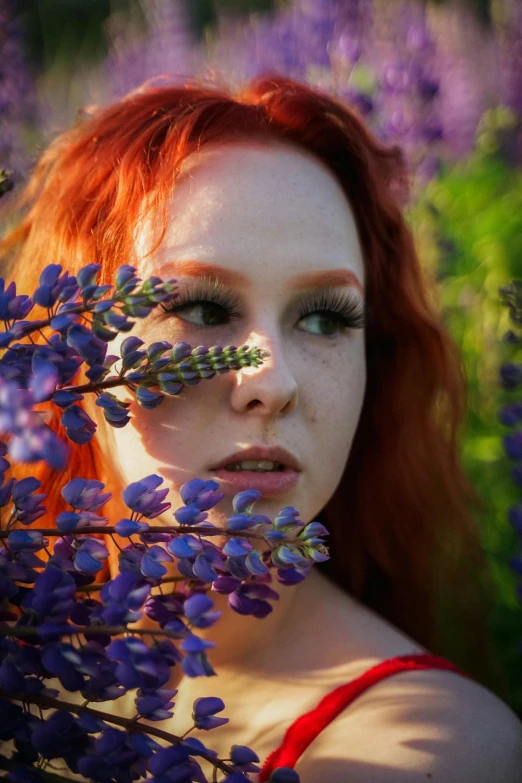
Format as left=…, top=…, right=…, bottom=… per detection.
left=294, top=664, right=522, bottom=782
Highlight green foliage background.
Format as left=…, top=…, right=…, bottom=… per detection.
left=406, top=109, right=522, bottom=710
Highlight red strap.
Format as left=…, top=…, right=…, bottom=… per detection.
left=258, top=653, right=471, bottom=781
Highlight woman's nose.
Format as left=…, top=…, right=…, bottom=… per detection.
left=229, top=334, right=298, bottom=417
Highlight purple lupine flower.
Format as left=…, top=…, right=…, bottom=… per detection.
left=106, top=635, right=176, bottom=690
left=0, top=0, right=37, bottom=181
left=0, top=476, right=14, bottom=507
left=28, top=356, right=59, bottom=404
left=41, top=642, right=86, bottom=691
left=7, top=530, right=47, bottom=553
left=173, top=504, right=209, bottom=525
left=73, top=538, right=109, bottom=575
left=167, top=534, right=204, bottom=559
left=498, top=403, right=522, bottom=427
left=8, top=422, right=68, bottom=469
left=231, top=488, right=262, bottom=514
left=222, top=538, right=252, bottom=557
left=148, top=744, right=196, bottom=780
left=183, top=593, right=221, bottom=630
left=61, top=477, right=111, bottom=511
left=0, top=442, right=9, bottom=484
left=103, top=0, right=197, bottom=101
left=61, top=404, right=97, bottom=445
left=0, top=280, right=33, bottom=323
left=75, top=647, right=123, bottom=702
left=55, top=510, right=108, bottom=533
left=140, top=545, right=173, bottom=579
left=504, top=432, right=522, bottom=461
left=273, top=506, right=304, bottom=531
left=225, top=513, right=259, bottom=532
left=114, top=517, right=150, bottom=537
left=271, top=544, right=310, bottom=570
left=175, top=542, right=226, bottom=584
left=268, top=768, right=301, bottom=782
left=432, top=3, right=493, bottom=161
left=11, top=476, right=47, bottom=525
left=245, top=549, right=270, bottom=576
left=33, top=335, right=83, bottom=387
left=135, top=687, right=177, bottom=721
left=144, top=592, right=185, bottom=628
left=0, top=379, right=68, bottom=468
left=211, top=575, right=242, bottom=595
left=180, top=634, right=216, bottom=677
left=508, top=504, right=522, bottom=536
left=229, top=744, right=261, bottom=774
left=192, top=696, right=228, bottom=731
left=32, top=265, right=79, bottom=309
left=122, top=474, right=171, bottom=519
left=95, top=725, right=126, bottom=755
left=31, top=710, right=77, bottom=760
left=25, top=564, right=76, bottom=624
left=135, top=386, right=164, bottom=410
left=66, top=324, right=108, bottom=367
left=95, top=392, right=132, bottom=427
left=499, top=362, right=522, bottom=390
left=228, top=580, right=280, bottom=619
left=180, top=478, right=223, bottom=510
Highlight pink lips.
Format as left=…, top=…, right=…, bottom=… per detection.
left=210, top=445, right=302, bottom=498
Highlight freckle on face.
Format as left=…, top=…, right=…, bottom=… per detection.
left=103, top=141, right=367, bottom=526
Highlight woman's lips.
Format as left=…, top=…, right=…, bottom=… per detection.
left=210, top=467, right=300, bottom=497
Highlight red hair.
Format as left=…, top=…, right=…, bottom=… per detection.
left=0, top=74, right=501, bottom=692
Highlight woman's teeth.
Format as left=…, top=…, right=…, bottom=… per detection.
left=224, top=460, right=285, bottom=472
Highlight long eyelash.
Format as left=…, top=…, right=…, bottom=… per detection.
left=160, top=279, right=243, bottom=320
left=300, top=289, right=369, bottom=330
left=160, top=279, right=370, bottom=330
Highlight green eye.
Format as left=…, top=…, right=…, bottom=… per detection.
left=172, top=302, right=229, bottom=327
left=297, top=312, right=345, bottom=336
left=160, top=284, right=243, bottom=327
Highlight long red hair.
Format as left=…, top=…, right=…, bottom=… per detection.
left=0, top=74, right=501, bottom=692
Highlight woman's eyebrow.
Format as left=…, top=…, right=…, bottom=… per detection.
left=162, top=260, right=248, bottom=287
left=158, top=259, right=363, bottom=294
left=291, top=269, right=363, bottom=294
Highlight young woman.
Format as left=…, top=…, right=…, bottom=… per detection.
left=2, top=74, right=522, bottom=781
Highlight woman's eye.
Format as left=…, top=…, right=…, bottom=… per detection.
left=297, top=312, right=346, bottom=336
left=173, top=301, right=229, bottom=327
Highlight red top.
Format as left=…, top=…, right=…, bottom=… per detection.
left=259, top=652, right=471, bottom=781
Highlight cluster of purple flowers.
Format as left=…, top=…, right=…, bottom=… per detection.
left=0, top=0, right=36, bottom=185
left=95, top=0, right=522, bottom=188
left=498, top=281, right=522, bottom=650
left=0, top=262, right=269, bottom=469
left=0, top=262, right=328, bottom=782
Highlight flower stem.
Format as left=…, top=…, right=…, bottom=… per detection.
left=0, top=524, right=270, bottom=541
left=0, top=625, right=183, bottom=641
left=0, top=687, right=238, bottom=776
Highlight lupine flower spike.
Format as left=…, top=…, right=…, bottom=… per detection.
left=0, top=263, right=328, bottom=781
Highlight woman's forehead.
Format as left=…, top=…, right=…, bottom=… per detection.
left=136, top=142, right=365, bottom=288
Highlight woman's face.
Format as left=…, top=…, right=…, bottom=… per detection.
left=99, top=141, right=367, bottom=527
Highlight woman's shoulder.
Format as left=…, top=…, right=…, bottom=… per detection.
left=291, top=578, right=522, bottom=781
left=294, top=647, right=522, bottom=782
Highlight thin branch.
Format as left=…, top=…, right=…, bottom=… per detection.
left=0, top=524, right=271, bottom=541
left=0, top=624, right=184, bottom=641
left=0, top=688, right=238, bottom=776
